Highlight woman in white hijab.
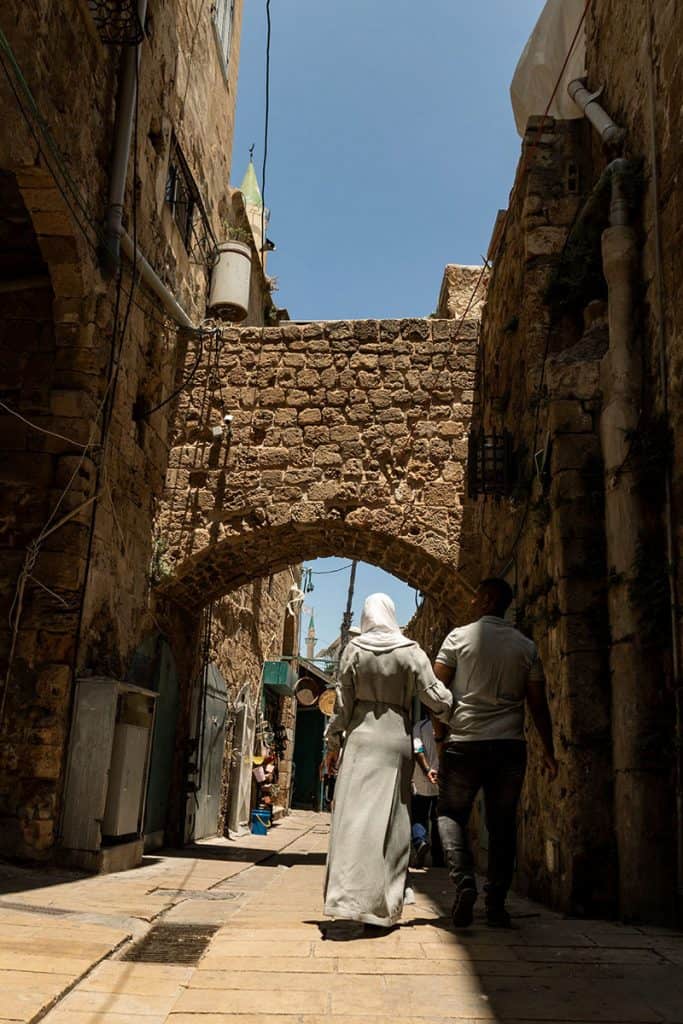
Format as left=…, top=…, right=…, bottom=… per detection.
left=323, top=593, right=453, bottom=934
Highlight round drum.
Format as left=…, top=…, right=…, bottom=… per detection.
left=318, top=688, right=337, bottom=717
left=294, top=676, right=323, bottom=706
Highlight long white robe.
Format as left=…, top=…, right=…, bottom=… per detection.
left=323, top=642, right=452, bottom=927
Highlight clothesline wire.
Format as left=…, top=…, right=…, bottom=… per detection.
left=309, top=563, right=355, bottom=576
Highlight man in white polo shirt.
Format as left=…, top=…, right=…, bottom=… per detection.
left=433, top=578, right=557, bottom=929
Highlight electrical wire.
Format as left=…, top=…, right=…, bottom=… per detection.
left=0, top=30, right=183, bottom=337
left=0, top=34, right=143, bottom=731
left=0, top=27, right=102, bottom=246
left=0, top=399, right=95, bottom=449
left=140, top=330, right=208, bottom=418
left=311, top=563, right=354, bottom=575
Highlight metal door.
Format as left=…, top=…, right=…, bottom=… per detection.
left=194, top=664, right=229, bottom=840
left=139, top=637, right=179, bottom=843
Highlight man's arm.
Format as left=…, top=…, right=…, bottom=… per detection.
left=415, top=749, right=438, bottom=786
left=526, top=677, right=558, bottom=777
left=431, top=661, right=454, bottom=742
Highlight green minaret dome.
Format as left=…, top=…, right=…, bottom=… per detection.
left=240, top=159, right=263, bottom=209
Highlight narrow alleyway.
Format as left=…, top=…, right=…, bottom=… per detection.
left=1, top=813, right=682, bottom=1024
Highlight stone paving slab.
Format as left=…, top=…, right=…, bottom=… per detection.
left=5, top=811, right=683, bottom=1024
left=1, top=813, right=317, bottom=1024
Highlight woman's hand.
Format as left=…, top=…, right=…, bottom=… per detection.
left=325, top=750, right=339, bottom=775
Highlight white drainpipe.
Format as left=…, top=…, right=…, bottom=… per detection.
left=102, top=0, right=149, bottom=274
left=120, top=232, right=196, bottom=331
left=568, top=79, right=626, bottom=148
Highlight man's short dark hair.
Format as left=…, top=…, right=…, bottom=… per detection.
left=479, top=577, right=514, bottom=615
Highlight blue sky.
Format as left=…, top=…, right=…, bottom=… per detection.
left=232, top=1, right=547, bottom=651
left=299, top=558, right=422, bottom=656
left=233, top=0, right=547, bottom=320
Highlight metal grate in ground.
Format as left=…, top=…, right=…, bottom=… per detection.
left=121, top=924, right=218, bottom=964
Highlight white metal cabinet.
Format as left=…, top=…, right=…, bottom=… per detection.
left=102, top=723, right=150, bottom=836
left=60, top=678, right=157, bottom=870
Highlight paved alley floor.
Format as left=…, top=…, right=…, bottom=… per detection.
left=1, top=811, right=683, bottom=1024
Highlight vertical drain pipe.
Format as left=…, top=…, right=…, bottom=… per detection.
left=600, top=162, right=668, bottom=919
left=101, top=0, right=148, bottom=274
left=644, top=0, right=683, bottom=920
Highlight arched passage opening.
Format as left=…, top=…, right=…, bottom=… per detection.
left=156, top=519, right=475, bottom=845
left=0, top=167, right=96, bottom=859
left=157, top=518, right=475, bottom=617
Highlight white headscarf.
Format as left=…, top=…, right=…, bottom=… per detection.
left=351, top=593, right=416, bottom=653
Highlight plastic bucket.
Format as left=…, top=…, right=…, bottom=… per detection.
left=250, top=809, right=270, bottom=835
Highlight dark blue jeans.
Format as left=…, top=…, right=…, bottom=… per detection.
left=411, top=794, right=444, bottom=865
left=437, top=740, right=526, bottom=902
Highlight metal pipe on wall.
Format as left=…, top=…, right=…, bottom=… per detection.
left=120, top=231, right=196, bottom=330
left=644, top=0, right=682, bottom=919
left=102, top=0, right=149, bottom=274
left=568, top=78, right=626, bottom=148
left=571, top=62, right=678, bottom=919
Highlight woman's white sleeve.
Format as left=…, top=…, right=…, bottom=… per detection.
left=415, top=649, right=453, bottom=719
left=324, top=649, right=355, bottom=752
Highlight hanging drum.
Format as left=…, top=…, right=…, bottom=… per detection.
left=294, top=676, right=323, bottom=706
left=317, top=688, right=337, bottom=717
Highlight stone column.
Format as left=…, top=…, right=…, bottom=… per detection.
left=601, top=224, right=671, bottom=919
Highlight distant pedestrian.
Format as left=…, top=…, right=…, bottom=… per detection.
left=323, top=593, right=453, bottom=937
left=433, top=578, right=557, bottom=929
left=411, top=713, right=443, bottom=868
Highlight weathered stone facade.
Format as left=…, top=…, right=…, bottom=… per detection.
left=157, top=318, right=479, bottom=615
left=455, top=0, right=683, bottom=922
left=200, top=573, right=299, bottom=837
left=0, top=0, right=291, bottom=860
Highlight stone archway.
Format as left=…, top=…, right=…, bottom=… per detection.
left=0, top=167, right=99, bottom=858
left=157, top=317, right=480, bottom=613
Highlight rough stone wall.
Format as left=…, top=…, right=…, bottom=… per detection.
left=0, top=0, right=269, bottom=859
left=207, top=572, right=297, bottom=835
left=405, top=595, right=454, bottom=661
left=464, top=115, right=622, bottom=917
left=158, top=318, right=480, bottom=614
left=583, top=0, right=682, bottom=920
left=436, top=264, right=489, bottom=320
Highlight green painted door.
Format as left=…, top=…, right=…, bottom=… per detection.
left=292, top=705, right=325, bottom=809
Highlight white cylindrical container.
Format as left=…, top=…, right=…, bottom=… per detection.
left=207, top=241, right=252, bottom=322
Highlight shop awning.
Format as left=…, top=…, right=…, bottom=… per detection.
left=261, top=660, right=297, bottom=696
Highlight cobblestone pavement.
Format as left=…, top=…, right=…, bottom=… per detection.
left=1, top=811, right=683, bottom=1023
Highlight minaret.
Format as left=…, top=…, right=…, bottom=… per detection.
left=305, top=614, right=317, bottom=661
left=239, top=153, right=269, bottom=269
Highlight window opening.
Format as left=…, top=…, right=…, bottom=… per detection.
left=467, top=428, right=516, bottom=497
left=164, top=139, right=214, bottom=263
left=212, top=0, right=236, bottom=70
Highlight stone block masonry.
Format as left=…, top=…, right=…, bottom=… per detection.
left=157, top=318, right=479, bottom=617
